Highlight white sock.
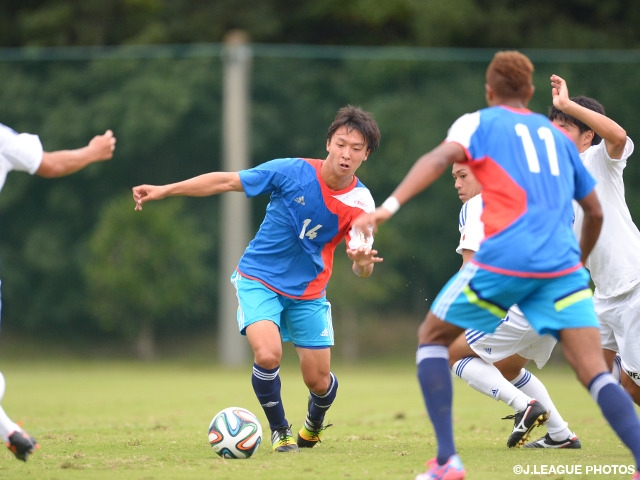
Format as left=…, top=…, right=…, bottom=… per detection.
left=452, top=357, right=531, bottom=412
left=0, top=373, right=21, bottom=443
left=512, top=369, right=571, bottom=440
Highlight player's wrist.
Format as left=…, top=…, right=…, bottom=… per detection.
left=380, top=196, right=400, bottom=216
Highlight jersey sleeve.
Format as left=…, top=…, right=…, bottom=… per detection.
left=238, top=158, right=297, bottom=198
left=0, top=124, right=43, bottom=174
left=456, top=194, right=484, bottom=255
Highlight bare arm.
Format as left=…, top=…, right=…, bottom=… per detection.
left=551, top=75, right=627, bottom=159
left=132, top=172, right=244, bottom=210
left=461, top=248, right=475, bottom=266
left=352, top=142, right=466, bottom=233
left=576, top=190, right=603, bottom=264
left=37, top=130, right=116, bottom=177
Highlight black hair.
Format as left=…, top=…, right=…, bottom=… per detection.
left=548, top=95, right=605, bottom=145
left=326, top=105, right=381, bottom=153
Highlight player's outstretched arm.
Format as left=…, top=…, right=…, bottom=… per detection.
left=37, top=130, right=116, bottom=178
left=132, top=171, right=244, bottom=210
left=551, top=74, right=627, bottom=159
left=576, top=189, right=603, bottom=264
left=352, top=142, right=466, bottom=235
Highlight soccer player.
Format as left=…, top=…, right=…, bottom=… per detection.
left=449, top=162, right=580, bottom=449
left=549, top=74, right=640, bottom=407
left=132, top=105, right=382, bottom=453
left=0, top=124, right=116, bottom=461
left=353, top=51, right=640, bottom=480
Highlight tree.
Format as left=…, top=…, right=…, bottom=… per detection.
left=83, top=193, right=214, bottom=360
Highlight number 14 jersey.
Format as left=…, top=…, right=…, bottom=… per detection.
left=237, top=158, right=374, bottom=300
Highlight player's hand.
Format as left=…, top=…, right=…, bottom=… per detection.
left=550, top=74, right=571, bottom=110
left=347, top=246, right=383, bottom=266
left=88, top=130, right=116, bottom=161
left=132, top=185, right=163, bottom=211
left=352, top=207, right=393, bottom=242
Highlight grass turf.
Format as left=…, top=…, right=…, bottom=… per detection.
left=0, top=357, right=636, bottom=479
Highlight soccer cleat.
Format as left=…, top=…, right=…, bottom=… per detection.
left=502, top=399, right=549, bottom=448
left=270, top=425, right=299, bottom=453
left=296, top=417, right=333, bottom=448
left=415, top=454, right=466, bottom=480
left=523, top=432, right=581, bottom=449
left=6, top=430, right=39, bottom=461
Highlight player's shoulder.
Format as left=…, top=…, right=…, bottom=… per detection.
left=334, top=183, right=375, bottom=213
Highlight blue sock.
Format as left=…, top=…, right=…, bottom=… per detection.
left=589, top=372, right=640, bottom=468
left=251, top=363, right=287, bottom=431
left=309, top=372, right=338, bottom=424
left=417, top=344, right=456, bottom=465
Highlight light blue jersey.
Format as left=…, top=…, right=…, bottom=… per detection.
left=446, top=106, right=596, bottom=277
left=237, top=157, right=374, bottom=299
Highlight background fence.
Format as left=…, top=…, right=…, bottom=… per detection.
left=1, top=43, right=639, bottom=360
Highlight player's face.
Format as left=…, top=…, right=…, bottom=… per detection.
left=452, top=163, right=481, bottom=203
left=325, top=127, right=369, bottom=181
left=552, top=119, right=593, bottom=153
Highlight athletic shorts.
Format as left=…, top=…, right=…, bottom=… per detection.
left=230, top=271, right=334, bottom=348
left=596, top=288, right=640, bottom=385
left=431, top=263, right=598, bottom=338
left=465, top=306, right=557, bottom=369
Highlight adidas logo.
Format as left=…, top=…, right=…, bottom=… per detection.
left=491, top=389, right=499, bottom=398
left=294, top=196, right=305, bottom=205
left=261, top=401, right=280, bottom=408
left=320, top=328, right=328, bottom=337
left=484, top=348, right=492, bottom=354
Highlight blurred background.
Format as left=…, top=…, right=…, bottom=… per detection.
left=1, top=0, right=639, bottom=364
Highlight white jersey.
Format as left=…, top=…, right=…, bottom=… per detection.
left=457, top=194, right=555, bottom=367
left=573, top=137, right=640, bottom=298
left=0, top=123, right=43, bottom=192
left=456, top=194, right=484, bottom=255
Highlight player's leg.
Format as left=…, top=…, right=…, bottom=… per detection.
left=619, top=358, right=640, bottom=406
left=417, top=263, right=514, bottom=479
left=0, top=372, right=39, bottom=461
left=416, top=311, right=465, bottom=479
left=296, top=347, right=335, bottom=447
left=285, top=295, right=335, bottom=448
left=451, top=345, right=534, bottom=414
left=512, top=367, right=580, bottom=448
left=245, top=320, right=298, bottom=452
left=560, top=327, right=640, bottom=469
left=597, top=289, right=640, bottom=407
left=231, top=272, right=297, bottom=452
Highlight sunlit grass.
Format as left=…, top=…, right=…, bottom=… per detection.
left=0, top=354, right=636, bottom=479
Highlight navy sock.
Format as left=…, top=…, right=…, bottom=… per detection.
left=251, top=363, right=287, bottom=431
left=308, top=372, right=338, bottom=424
left=417, top=344, right=456, bottom=465
left=589, top=372, right=640, bottom=468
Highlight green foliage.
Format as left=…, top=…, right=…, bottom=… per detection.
left=83, top=194, right=214, bottom=357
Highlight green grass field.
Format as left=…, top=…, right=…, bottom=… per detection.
left=0, top=354, right=637, bottom=480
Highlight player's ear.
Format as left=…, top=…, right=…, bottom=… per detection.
left=527, top=84, right=535, bottom=102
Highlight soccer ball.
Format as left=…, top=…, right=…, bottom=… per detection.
left=208, top=407, right=262, bottom=459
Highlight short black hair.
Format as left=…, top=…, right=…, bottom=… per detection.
left=549, top=95, right=605, bottom=146
left=326, top=105, right=381, bottom=153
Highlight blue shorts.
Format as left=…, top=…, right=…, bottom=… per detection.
left=431, top=263, right=598, bottom=339
left=230, top=271, right=334, bottom=348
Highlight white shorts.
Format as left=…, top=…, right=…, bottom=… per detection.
left=595, top=288, right=640, bottom=386
left=464, top=306, right=557, bottom=369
